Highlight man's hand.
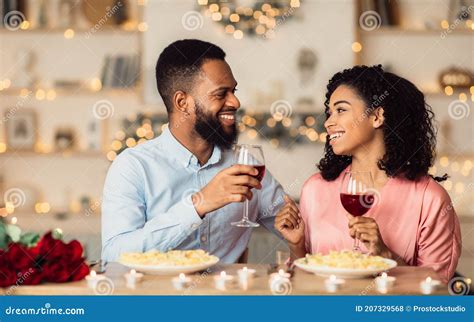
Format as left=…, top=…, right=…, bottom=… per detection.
left=193, top=164, right=262, bottom=217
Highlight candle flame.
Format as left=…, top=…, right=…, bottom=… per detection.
left=179, top=273, right=186, bottom=280
left=90, top=270, right=96, bottom=277
left=381, top=272, right=388, bottom=279
left=131, top=269, right=136, bottom=275
left=330, top=275, right=336, bottom=281
left=426, top=277, right=432, bottom=283
left=220, top=271, right=226, bottom=278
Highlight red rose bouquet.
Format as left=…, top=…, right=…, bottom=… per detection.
left=0, top=223, right=89, bottom=288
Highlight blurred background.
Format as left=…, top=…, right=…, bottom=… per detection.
left=0, top=0, right=472, bottom=276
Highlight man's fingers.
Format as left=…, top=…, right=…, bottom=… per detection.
left=227, top=164, right=258, bottom=176
left=232, top=175, right=261, bottom=189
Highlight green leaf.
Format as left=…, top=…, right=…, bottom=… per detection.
left=0, top=223, right=7, bottom=249
left=19, top=232, right=40, bottom=247
left=5, top=224, right=21, bottom=243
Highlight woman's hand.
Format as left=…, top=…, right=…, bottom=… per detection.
left=275, top=196, right=306, bottom=259
left=347, top=214, right=389, bottom=256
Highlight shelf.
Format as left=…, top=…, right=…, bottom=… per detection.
left=0, top=26, right=142, bottom=34
left=0, top=151, right=106, bottom=159
left=0, top=86, right=141, bottom=98
left=359, top=26, right=473, bottom=35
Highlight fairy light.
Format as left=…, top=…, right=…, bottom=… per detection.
left=352, top=42, right=362, bottom=53
left=138, top=22, right=148, bottom=32
left=459, top=93, right=467, bottom=102
left=36, top=89, right=46, bottom=100
left=0, top=142, right=6, bottom=153
left=439, top=156, right=449, bottom=167
left=46, top=90, right=56, bottom=101
left=440, top=20, right=449, bottom=29
left=107, top=151, right=117, bottom=161
left=444, top=86, right=454, bottom=96
left=64, top=29, right=75, bottom=39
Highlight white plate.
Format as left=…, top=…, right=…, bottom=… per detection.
left=294, top=257, right=397, bottom=279
left=119, top=256, right=220, bottom=275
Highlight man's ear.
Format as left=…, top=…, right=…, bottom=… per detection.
left=173, top=91, right=192, bottom=115
left=372, top=107, right=385, bottom=129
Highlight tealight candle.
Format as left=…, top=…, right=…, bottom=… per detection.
left=86, top=270, right=105, bottom=289
left=269, top=269, right=291, bottom=282
left=375, top=272, right=396, bottom=293
left=324, top=275, right=345, bottom=293
left=124, top=269, right=144, bottom=288
left=214, top=271, right=234, bottom=291
left=172, top=273, right=192, bottom=290
left=420, top=277, right=440, bottom=295
left=237, top=267, right=256, bottom=289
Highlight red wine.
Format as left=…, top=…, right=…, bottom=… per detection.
left=340, top=193, right=374, bottom=216
left=252, top=165, right=266, bottom=182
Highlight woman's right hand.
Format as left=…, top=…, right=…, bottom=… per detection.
left=275, top=195, right=305, bottom=246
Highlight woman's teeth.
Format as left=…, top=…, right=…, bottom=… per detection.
left=329, top=132, right=345, bottom=141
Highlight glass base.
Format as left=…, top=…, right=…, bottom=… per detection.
left=231, top=220, right=260, bottom=228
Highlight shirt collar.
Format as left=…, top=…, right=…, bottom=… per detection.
left=160, top=127, right=222, bottom=168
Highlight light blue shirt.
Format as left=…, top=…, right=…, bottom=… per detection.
left=101, top=127, right=285, bottom=263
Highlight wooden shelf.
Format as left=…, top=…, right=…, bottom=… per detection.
left=0, top=86, right=141, bottom=97
left=0, top=150, right=106, bottom=158
left=0, top=26, right=141, bottom=34
left=359, top=26, right=473, bottom=35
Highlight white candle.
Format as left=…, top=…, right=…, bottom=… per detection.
left=375, top=272, right=396, bottom=293
left=172, top=273, right=192, bottom=290
left=237, top=267, right=256, bottom=289
left=86, top=270, right=105, bottom=289
left=124, top=269, right=144, bottom=288
left=269, top=269, right=291, bottom=282
left=420, top=277, right=440, bottom=295
left=324, top=275, right=345, bottom=293
left=214, top=271, right=234, bottom=291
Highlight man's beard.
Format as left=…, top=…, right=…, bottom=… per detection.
left=193, top=101, right=238, bottom=150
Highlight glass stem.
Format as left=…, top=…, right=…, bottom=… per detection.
left=243, top=199, right=249, bottom=221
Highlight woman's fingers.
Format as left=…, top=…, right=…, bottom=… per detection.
left=276, top=213, right=298, bottom=230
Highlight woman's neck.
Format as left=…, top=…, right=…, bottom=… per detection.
left=350, top=135, right=389, bottom=190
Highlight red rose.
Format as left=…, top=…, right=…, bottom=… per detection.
left=18, top=267, right=42, bottom=285
left=42, top=262, right=70, bottom=283
left=0, top=266, right=17, bottom=287
left=5, top=243, right=35, bottom=271
left=37, top=232, right=67, bottom=261
left=69, top=262, right=90, bottom=281
left=66, top=240, right=84, bottom=262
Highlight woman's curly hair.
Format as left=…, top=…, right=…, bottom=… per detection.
left=318, top=65, right=447, bottom=182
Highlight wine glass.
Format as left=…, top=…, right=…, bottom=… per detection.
left=231, top=144, right=265, bottom=228
left=340, top=171, right=375, bottom=251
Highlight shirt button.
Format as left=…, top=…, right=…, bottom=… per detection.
left=191, top=223, right=198, bottom=229
left=201, top=235, right=207, bottom=242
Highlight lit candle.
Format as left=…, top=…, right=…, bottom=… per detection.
left=375, top=272, right=396, bottom=293
left=324, top=275, right=345, bottom=293
left=269, top=269, right=291, bottom=282
left=214, top=271, right=234, bottom=291
left=172, top=273, right=192, bottom=290
left=86, top=270, right=105, bottom=289
left=420, top=277, right=440, bottom=295
left=237, top=267, right=256, bottom=289
left=124, top=269, right=143, bottom=288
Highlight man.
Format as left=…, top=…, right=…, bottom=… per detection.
left=101, top=39, right=291, bottom=263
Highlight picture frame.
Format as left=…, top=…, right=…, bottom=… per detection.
left=4, top=108, right=38, bottom=151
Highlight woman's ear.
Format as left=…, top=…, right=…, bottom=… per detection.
left=372, top=107, right=385, bottom=128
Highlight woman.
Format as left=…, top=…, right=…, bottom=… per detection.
left=275, top=65, right=461, bottom=283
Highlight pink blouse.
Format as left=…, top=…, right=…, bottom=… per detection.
left=300, top=169, right=462, bottom=283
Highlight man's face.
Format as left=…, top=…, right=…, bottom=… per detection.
left=191, top=59, right=240, bottom=149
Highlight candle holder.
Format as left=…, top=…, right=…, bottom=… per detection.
left=420, top=277, right=441, bottom=295
left=124, top=269, right=144, bottom=288
left=214, top=271, right=234, bottom=291
left=172, top=273, right=192, bottom=291
left=375, top=272, right=396, bottom=293
left=324, top=275, right=345, bottom=293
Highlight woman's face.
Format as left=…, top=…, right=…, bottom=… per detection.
left=324, top=85, right=383, bottom=156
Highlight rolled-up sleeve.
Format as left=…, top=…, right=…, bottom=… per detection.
left=101, top=150, right=202, bottom=262
left=417, top=180, right=462, bottom=283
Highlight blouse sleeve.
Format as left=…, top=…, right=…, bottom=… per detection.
left=299, top=177, right=316, bottom=254
left=417, top=179, right=462, bottom=283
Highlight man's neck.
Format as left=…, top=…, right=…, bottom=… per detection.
left=169, top=126, right=213, bottom=166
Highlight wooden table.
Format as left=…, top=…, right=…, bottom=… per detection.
left=5, top=263, right=448, bottom=295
